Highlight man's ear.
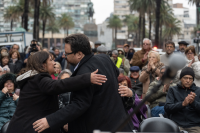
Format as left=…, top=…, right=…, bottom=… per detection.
left=77, top=51, right=83, bottom=59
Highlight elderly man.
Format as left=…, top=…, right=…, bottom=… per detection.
left=131, top=38, right=152, bottom=69
left=160, top=41, right=175, bottom=66
left=177, top=41, right=188, bottom=54
left=129, top=66, right=143, bottom=97
left=146, top=66, right=175, bottom=117
left=164, top=67, right=200, bottom=133
left=123, top=44, right=129, bottom=59
left=97, top=45, right=108, bottom=54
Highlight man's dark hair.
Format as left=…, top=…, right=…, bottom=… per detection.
left=165, top=41, right=175, bottom=48
left=54, top=47, right=60, bottom=51
left=64, top=34, right=91, bottom=55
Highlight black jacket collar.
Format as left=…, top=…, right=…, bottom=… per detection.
left=72, top=54, right=94, bottom=76
left=177, top=82, right=197, bottom=91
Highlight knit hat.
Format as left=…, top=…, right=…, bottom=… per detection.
left=0, top=73, right=17, bottom=90
left=180, top=67, right=195, bottom=81
left=0, top=47, right=8, bottom=53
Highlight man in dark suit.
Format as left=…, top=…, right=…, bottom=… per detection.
left=33, top=34, right=134, bottom=133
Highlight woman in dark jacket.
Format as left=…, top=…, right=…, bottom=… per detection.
left=0, top=73, right=19, bottom=130
left=10, top=50, right=23, bottom=74
left=6, top=51, right=107, bottom=133
left=0, top=53, right=15, bottom=73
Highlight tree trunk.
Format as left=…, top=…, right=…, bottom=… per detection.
left=160, top=26, right=163, bottom=49
left=24, top=0, right=29, bottom=31
left=11, top=20, right=13, bottom=31
left=115, top=27, right=117, bottom=49
left=155, top=0, right=161, bottom=48
left=142, top=15, right=145, bottom=40
left=149, top=10, right=152, bottom=40
left=138, top=13, right=142, bottom=47
left=196, top=2, right=200, bottom=25
left=21, top=16, right=24, bottom=27
left=42, top=20, right=46, bottom=46
left=33, top=0, right=40, bottom=40
left=67, top=29, right=69, bottom=36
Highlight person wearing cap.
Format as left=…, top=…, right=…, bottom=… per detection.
left=129, top=66, right=142, bottom=97
left=130, top=38, right=152, bottom=70
left=0, top=73, right=19, bottom=130
left=123, top=44, right=129, bottom=58
left=164, top=67, right=200, bottom=133
left=96, top=45, right=108, bottom=54
left=160, top=41, right=175, bottom=66
left=146, top=66, right=175, bottom=117
left=177, top=41, right=189, bottom=54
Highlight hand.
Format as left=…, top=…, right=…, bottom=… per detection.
left=24, top=59, right=28, bottom=63
left=13, top=93, right=19, bottom=101
left=2, top=87, right=8, bottom=94
left=188, top=58, right=195, bottom=67
left=91, top=69, right=107, bottom=85
left=163, top=84, right=170, bottom=92
left=63, top=124, right=68, bottom=132
left=147, top=61, right=152, bottom=71
left=151, top=62, right=156, bottom=70
left=118, top=85, right=133, bottom=97
left=182, top=95, right=192, bottom=106
left=33, top=118, right=50, bottom=133
left=189, top=92, right=196, bottom=104
left=143, top=52, right=148, bottom=61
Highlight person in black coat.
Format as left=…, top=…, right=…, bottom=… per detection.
left=10, top=50, right=23, bottom=74
left=6, top=51, right=107, bottom=133
left=33, top=34, right=134, bottom=133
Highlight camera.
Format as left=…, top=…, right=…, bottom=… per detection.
left=29, top=39, right=39, bottom=53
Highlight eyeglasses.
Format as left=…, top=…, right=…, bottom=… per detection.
left=143, top=43, right=150, bottom=45
left=183, top=77, right=193, bottom=81
left=65, top=52, right=74, bottom=58
left=186, top=53, right=194, bottom=55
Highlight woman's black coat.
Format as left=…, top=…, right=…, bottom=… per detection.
left=6, top=72, right=91, bottom=133
left=13, top=60, right=23, bottom=74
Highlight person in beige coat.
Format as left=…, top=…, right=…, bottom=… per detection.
left=139, top=51, right=164, bottom=99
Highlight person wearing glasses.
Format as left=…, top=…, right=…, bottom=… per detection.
left=160, top=41, right=175, bottom=66
left=174, top=46, right=200, bottom=87
left=129, top=66, right=143, bottom=98
left=146, top=66, right=175, bottom=117
left=130, top=38, right=152, bottom=70
left=165, top=67, right=200, bottom=133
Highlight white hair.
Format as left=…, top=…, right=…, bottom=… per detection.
left=112, top=50, right=118, bottom=55
left=58, top=69, right=72, bottom=79
left=143, top=38, right=152, bottom=46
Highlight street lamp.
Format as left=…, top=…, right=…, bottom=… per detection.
left=127, top=33, right=134, bottom=47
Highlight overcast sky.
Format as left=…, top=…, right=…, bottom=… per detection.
left=91, top=0, right=196, bottom=25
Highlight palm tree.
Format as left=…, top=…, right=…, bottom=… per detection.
left=14, top=0, right=25, bottom=27
left=129, top=0, right=147, bottom=46
left=4, top=6, right=18, bottom=31
left=46, top=21, right=60, bottom=48
left=163, top=18, right=181, bottom=41
left=192, top=25, right=200, bottom=37
left=58, top=14, right=74, bottom=36
left=107, top=15, right=122, bottom=49
left=40, top=4, right=55, bottom=46
left=155, top=0, right=162, bottom=48
left=188, top=0, right=200, bottom=25
left=23, top=0, right=29, bottom=31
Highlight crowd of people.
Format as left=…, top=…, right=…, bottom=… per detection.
left=0, top=34, right=200, bottom=133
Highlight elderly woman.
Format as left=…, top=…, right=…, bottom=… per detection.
left=139, top=51, right=164, bottom=98
left=174, top=46, right=200, bottom=87
left=0, top=73, right=19, bottom=130
left=118, top=75, right=147, bottom=131
left=51, top=62, right=62, bottom=80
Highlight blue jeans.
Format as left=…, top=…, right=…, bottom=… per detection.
left=151, top=106, right=165, bottom=117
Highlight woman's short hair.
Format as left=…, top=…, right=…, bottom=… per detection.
left=58, top=69, right=72, bottom=79
left=185, top=46, right=196, bottom=56
left=55, top=62, right=61, bottom=70
left=148, top=51, right=160, bottom=63
left=118, top=75, right=132, bottom=88
left=10, top=50, right=21, bottom=59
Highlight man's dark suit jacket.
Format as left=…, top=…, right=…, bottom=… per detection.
left=46, top=54, right=134, bottom=133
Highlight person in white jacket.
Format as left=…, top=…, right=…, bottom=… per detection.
left=174, top=46, right=200, bottom=87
